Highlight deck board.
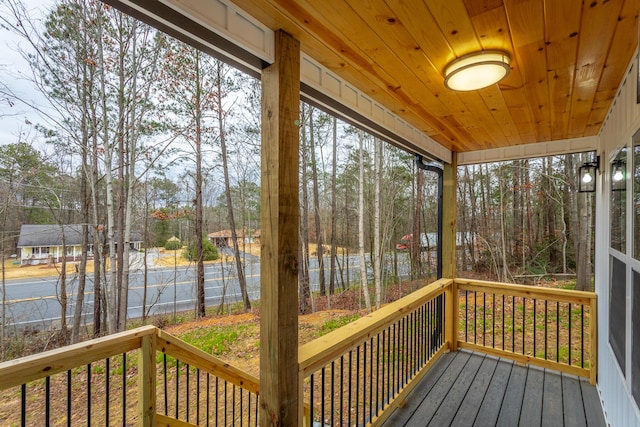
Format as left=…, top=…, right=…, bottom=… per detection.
left=495, top=363, right=527, bottom=426
left=384, top=350, right=454, bottom=425
left=383, top=350, right=605, bottom=427
left=472, top=360, right=512, bottom=427
left=427, top=353, right=483, bottom=426
left=541, top=371, right=563, bottom=426
left=581, top=378, right=607, bottom=427
left=519, top=367, right=543, bottom=427
left=450, top=356, right=498, bottom=427
left=562, top=375, right=587, bottom=427
left=409, top=351, right=471, bottom=423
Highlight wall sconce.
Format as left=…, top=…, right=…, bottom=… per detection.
left=611, top=159, right=626, bottom=191
left=578, top=155, right=599, bottom=193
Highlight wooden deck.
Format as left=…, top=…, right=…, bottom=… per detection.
left=383, top=350, right=606, bottom=427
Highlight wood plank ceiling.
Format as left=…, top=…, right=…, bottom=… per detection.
left=227, top=0, right=639, bottom=153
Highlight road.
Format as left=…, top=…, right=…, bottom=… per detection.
left=1, top=250, right=413, bottom=331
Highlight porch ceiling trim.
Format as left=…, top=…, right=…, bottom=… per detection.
left=301, top=55, right=451, bottom=163
left=110, top=0, right=452, bottom=163
left=457, top=136, right=598, bottom=166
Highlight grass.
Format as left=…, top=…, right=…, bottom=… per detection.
left=179, top=324, right=256, bottom=356
left=317, top=314, right=360, bottom=337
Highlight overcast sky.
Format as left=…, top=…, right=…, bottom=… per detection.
left=0, top=1, right=53, bottom=147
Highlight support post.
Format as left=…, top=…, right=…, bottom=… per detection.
left=442, top=153, right=458, bottom=351
left=590, top=295, right=598, bottom=385
left=260, top=29, right=301, bottom=426
left=138, top=333, right=156, bottom=426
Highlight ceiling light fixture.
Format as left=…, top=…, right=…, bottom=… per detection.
left=444, top=50, right=511, bottom=91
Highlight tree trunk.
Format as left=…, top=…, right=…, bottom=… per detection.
left=373, top=137, right=383, bottom=309
left=216, top=62, right=251, bottom=311
left=329, top=117, right=338, bottom=295
left=412, top=166, right=423, bottom=279
left=194, top=51, right=206, bottom=317
left=59, top=225, right=68, bottom=343
left=71, top=60, right=91, bottom=343
left=71, top=181, right=89, bottom=343
left=545, top=157, right=559, bottom=268
left=96, top=7, right=117, bottom=334
left=299, top=104, right=311, bottom=312
left=466, top=165, right=478, bottom=269
left=499, top=165, right=510, bottom=282
left=309, top=107, right=326, bottom=295
left=358, top=131, right=372, bottom=311
left=115, top=13, right=127, bottom=332
left=512, top=160, right=522, bottom=268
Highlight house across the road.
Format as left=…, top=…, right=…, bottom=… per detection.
left=16, top=224, right=143, bottom=266
left=207, top=229, right=254, bottom=248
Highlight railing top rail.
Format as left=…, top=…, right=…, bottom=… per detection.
left=298, top=278, right=453, bottom=376
left=454, top=278, right=596, bottom=305
left=0, top=325, right=157, bottom=391
left=157, top=329, right=260, bottom=394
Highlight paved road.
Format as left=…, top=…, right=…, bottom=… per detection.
left=1, top=251, right=412, bottom=331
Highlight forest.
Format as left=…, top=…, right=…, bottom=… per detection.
left=0, top=0, right=594, bottom=345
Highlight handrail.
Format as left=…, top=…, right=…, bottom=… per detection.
left=455, top=278, right=595, bottom=304
left=454, top=278, right=597, bottom=384
left=299, top=278, right=452, bottom=375
left=0, top=325, right=157, bottom=390
left=0, top=325, right=260, bottom=426
left=157, top=329, right=260, bottom=394
left=299, top=278, right=453, bottom=426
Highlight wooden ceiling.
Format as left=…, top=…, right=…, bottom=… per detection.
left=225, top=0, right=639, bottom=153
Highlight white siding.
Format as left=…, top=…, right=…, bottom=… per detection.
left=596, top=51, right=640, bottom=427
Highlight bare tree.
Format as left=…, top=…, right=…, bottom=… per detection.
left=329, top=117, right=338, bottom=295
left=357, top=130, right=372, bottom=311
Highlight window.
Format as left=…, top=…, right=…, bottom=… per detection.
left=610, top=256, right=626, bottom=374
left=634, top=131, right=640, bottom=259
left=34, top=246, right=50, bottom=256
left=611, top=148, right=627, bottom=252
left=633, top=270, right=640, bottom=406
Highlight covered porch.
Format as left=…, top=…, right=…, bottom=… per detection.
left=2, top=0, right=639, bottom=425
left=0, top=276, right=601, bottom=426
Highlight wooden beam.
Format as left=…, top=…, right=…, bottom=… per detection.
left=443, top=153, right=458, bottom=351
left=260, top=29, right=300, bottom=426
left=442, top=153, right=457, bottom=279
left=138, top=333, right=156, bottom=427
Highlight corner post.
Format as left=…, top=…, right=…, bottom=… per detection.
left=442, top=153, right=458, bottom=351
left=260, top=29, right=301, bottom=426
left=138, top=333, right=156, bottom=426
left=590, top=295, right=598, bottom=385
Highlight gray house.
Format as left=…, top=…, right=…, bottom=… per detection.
left=17, top=224, right=142, bottom=265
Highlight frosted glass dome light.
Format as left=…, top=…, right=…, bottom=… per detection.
left=444, top=51, right=511, bottom=91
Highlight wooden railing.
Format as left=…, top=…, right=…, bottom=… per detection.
left=0, top=278, right=597, bottom=426
left=156, top=329, right=260, bottom=426
left=0, top=325, right=259, bottom=426
left=454, top=278, right=597, bottom=384
left=298, top=278, right=454, bottom=427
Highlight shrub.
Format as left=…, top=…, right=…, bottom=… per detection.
left=185, top=237, right=219, bottom=261
left=164, top=240, right=181, bottom=250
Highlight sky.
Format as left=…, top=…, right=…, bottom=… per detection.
left=0, top=1, right=53, bottom=147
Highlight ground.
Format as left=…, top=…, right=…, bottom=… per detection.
left=162, top=307, right=363, bottom=378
